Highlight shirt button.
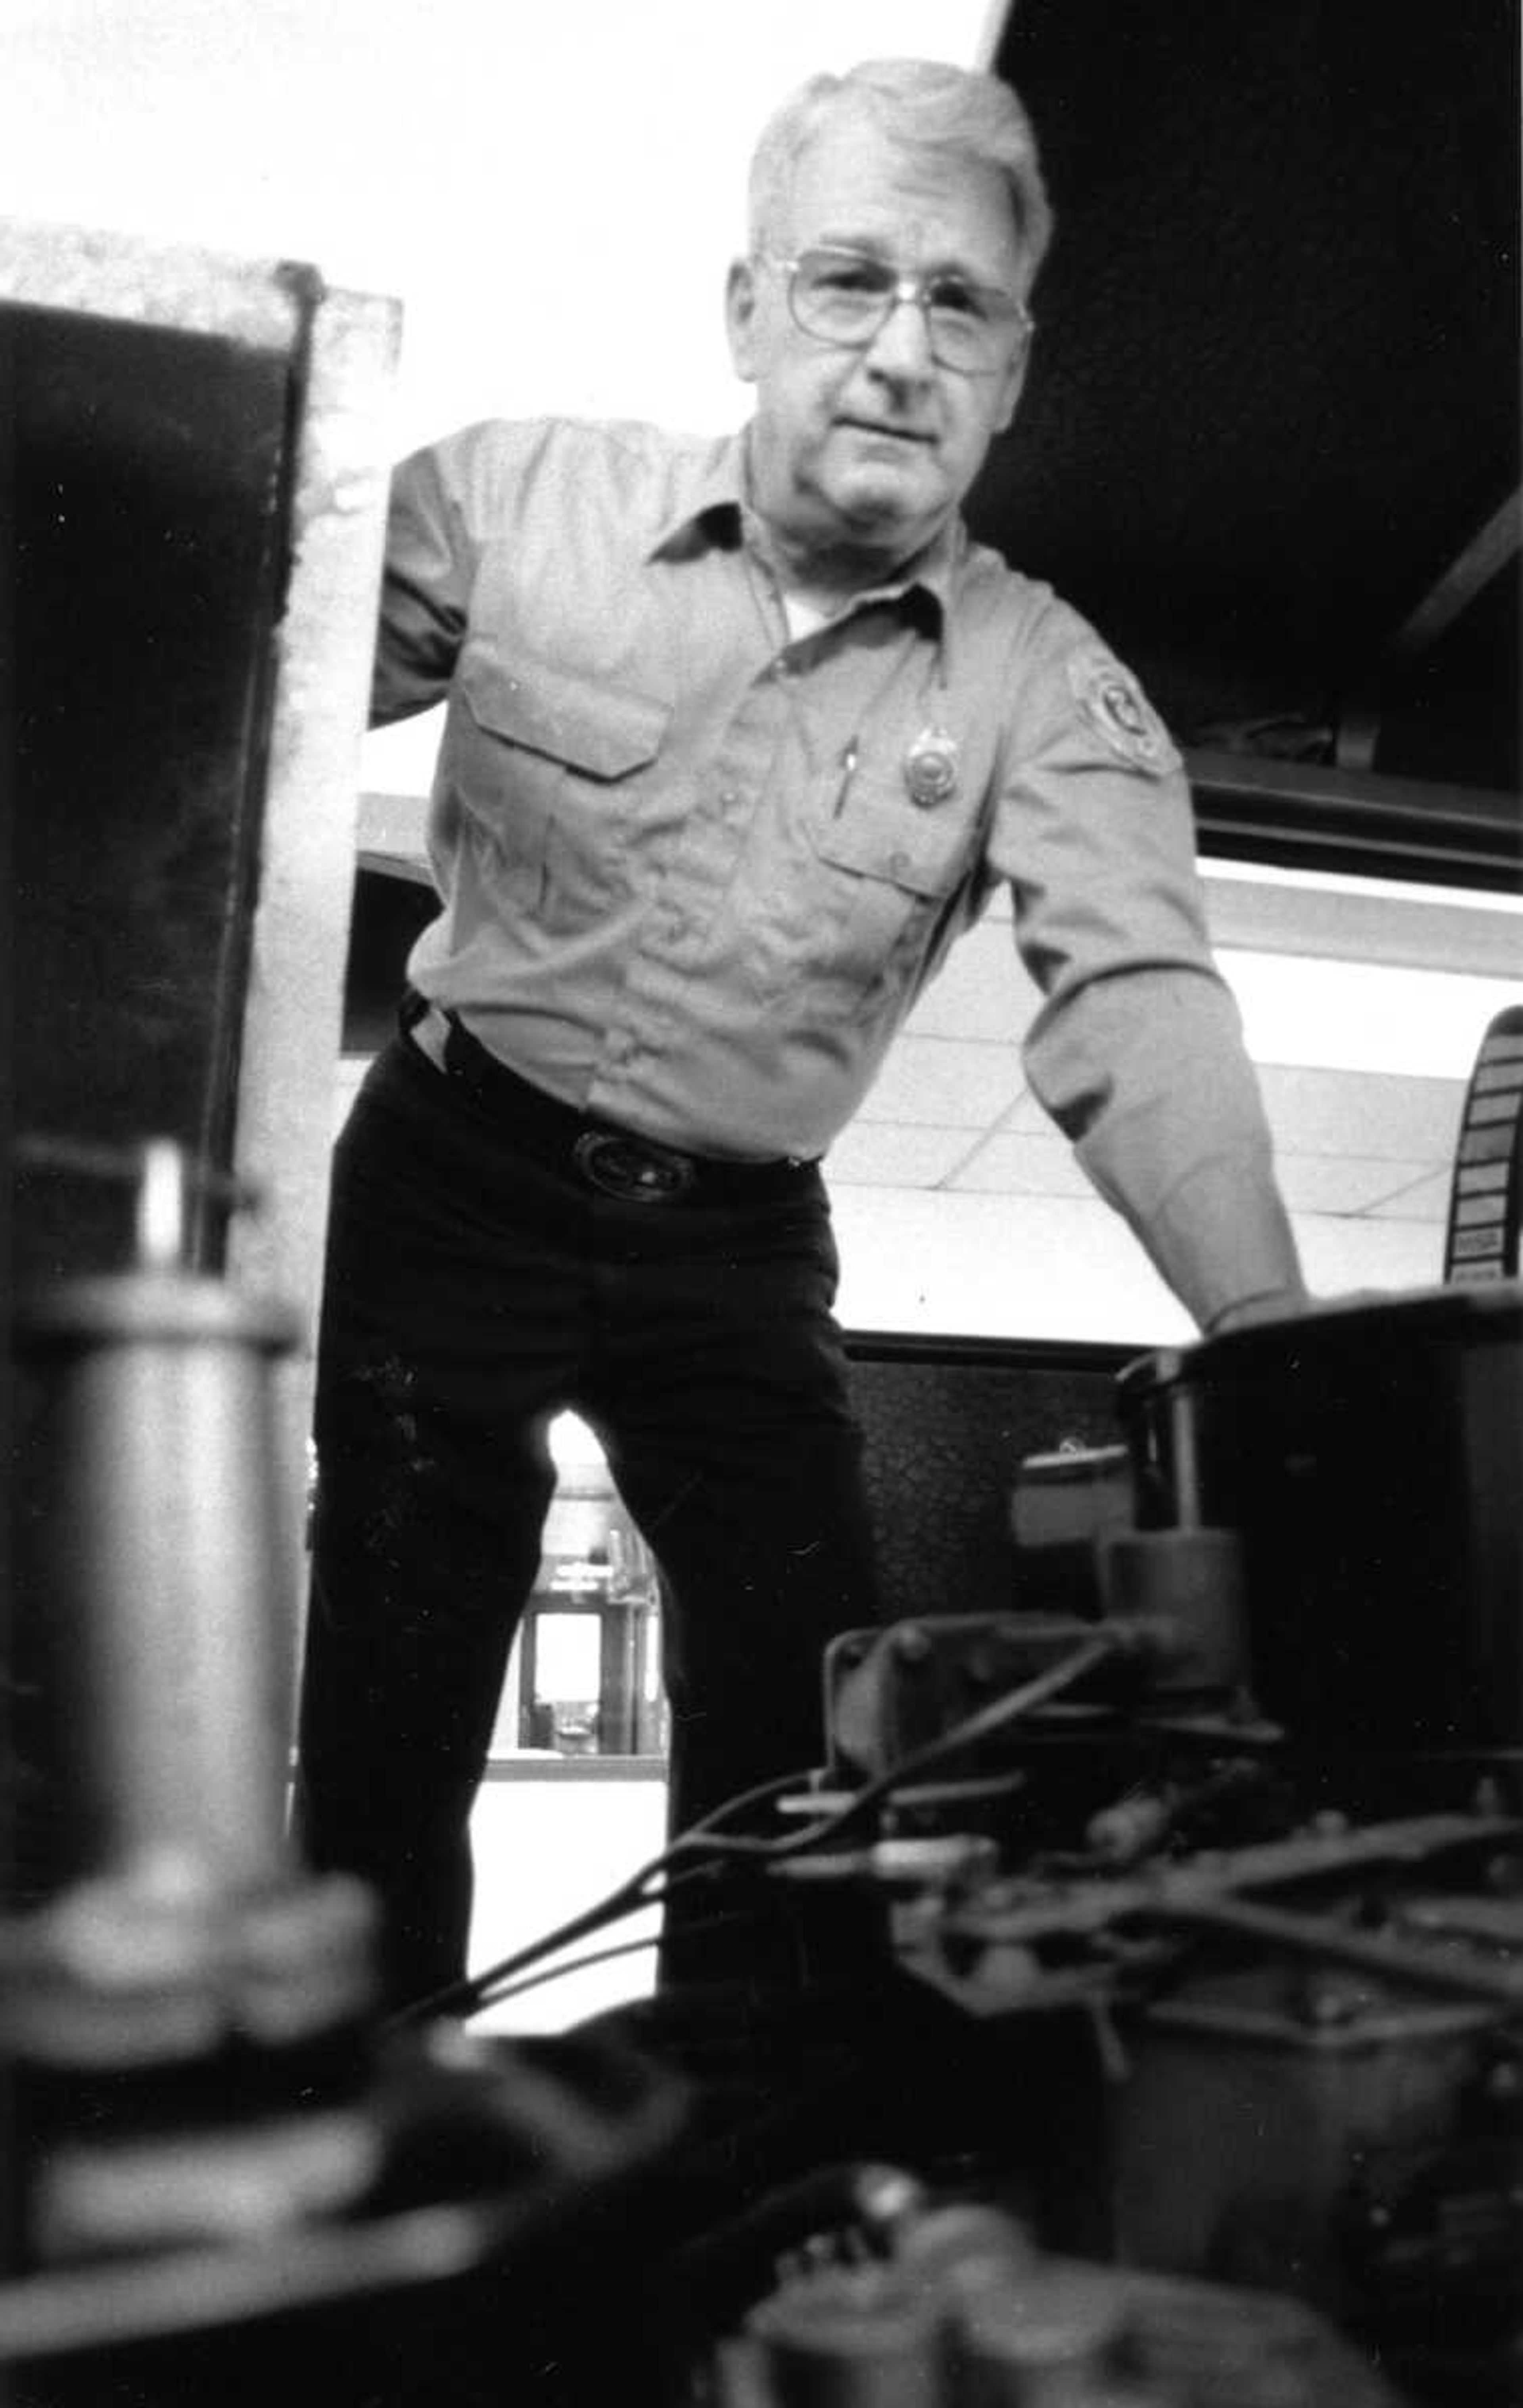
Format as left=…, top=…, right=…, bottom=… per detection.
left=888, top=849, right=911, bottom=878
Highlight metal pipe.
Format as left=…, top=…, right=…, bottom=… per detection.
left=15, top=1263, right=303, bottom=1897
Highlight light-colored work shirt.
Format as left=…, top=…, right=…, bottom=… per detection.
left=375, top=415, right=1303, bottom=1330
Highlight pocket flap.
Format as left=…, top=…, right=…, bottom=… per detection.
left=459, top=643, right=669, bottom=779
left=814, top=777, right=969, bottom=898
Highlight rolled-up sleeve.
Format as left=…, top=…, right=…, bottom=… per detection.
left=990, top=605, right=1305, bottom=1330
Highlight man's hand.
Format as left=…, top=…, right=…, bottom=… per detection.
left=1208, top=1284, right=1407, bottom=1336
left=1206, top=1284, right=1315, bottom=1335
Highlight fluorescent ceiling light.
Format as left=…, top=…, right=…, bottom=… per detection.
left=1221, top=947, right=1517, bottom=1080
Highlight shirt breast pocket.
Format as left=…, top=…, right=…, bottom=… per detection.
left=808, top=773, right=973, bottom=994
left=453, top=642, right=669, bottom=915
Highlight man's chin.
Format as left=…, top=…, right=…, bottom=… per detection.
left=827, top=462, right=940, bottom=543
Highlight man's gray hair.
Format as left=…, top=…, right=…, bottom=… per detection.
left=747, top=58, right=1054, bottom=292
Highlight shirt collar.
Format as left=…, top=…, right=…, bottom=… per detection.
left=646, top=432, right=749, bottom=559
left=647, top=424, right=964, bottom=626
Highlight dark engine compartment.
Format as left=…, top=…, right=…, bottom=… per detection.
left=5, top=1257, right=1521, bottom=2408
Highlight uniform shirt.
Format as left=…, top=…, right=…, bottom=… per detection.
left=374, top=415, right=1303, bottom=1330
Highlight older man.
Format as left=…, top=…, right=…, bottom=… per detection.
left=295, top=59, right=1305, bottom=2009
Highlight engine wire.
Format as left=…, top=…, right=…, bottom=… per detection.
left=389, top=1631, right=1120, bottom=2029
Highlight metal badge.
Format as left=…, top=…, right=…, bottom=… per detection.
left=903, top=724, right=960, bottom=808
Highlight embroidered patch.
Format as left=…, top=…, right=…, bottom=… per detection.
left=1068, top=649, right=1178, bottom=777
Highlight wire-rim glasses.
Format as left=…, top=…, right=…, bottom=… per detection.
left=766, top=246, right=1034, bottom=378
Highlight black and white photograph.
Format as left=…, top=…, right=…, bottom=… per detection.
left=3, top=4, right=1520, bottom=2401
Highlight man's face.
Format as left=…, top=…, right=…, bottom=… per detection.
left=727, top=111, right=1031, bottom=579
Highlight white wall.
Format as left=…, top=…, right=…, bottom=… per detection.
left=828, top=1182, right=1456, bottom=1349
left=5, top=0, right=994, bottom=451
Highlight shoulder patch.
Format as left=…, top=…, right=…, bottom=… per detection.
left=1067, top=648, right=1179, bottom=778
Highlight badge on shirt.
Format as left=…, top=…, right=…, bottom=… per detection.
left=1068, top=649, right=1178, bottom=778
left=903, top=724, right=961, bottom=807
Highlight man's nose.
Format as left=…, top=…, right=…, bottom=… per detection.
left=862, top=292, right=936, bottom=380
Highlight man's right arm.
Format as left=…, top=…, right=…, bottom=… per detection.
left=370, top=430, right=484, bottom=726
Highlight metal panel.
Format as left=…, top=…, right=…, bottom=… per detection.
left=2, top=222, right=398, bottom=1334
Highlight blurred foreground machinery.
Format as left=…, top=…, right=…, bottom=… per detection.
left=266, top=1268, right=1519, bottom=2408
left=5, top=1197, right=1521, bottom=2408
left=691, top=1280, right=1523, bottom=2408
left=1, top=1147, right=687, bottom=2407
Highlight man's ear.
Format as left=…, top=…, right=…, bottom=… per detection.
left=990, top=345, right=1030, bottom=437
left=725, top=257, right=761, bottom=383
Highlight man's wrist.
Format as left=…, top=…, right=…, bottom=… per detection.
left=1204, top=1282, right=1313, bottom=1336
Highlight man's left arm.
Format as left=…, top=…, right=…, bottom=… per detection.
left=988, top=620, right=1308, bottom=1334
left=1025, top=962, right=1308, bottom=1332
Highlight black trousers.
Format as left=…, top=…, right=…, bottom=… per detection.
left=292, top=1026, right=881, bottom=2009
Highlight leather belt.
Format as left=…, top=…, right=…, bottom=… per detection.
left=403, top=998, right=817, bottom=1209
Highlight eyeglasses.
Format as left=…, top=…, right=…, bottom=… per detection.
left=766, top=246, right=1034, bottom=377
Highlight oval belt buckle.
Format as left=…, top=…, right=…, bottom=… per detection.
left=572, top=1130, right=695, bottom=1203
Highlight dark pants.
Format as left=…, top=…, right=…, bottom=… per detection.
left=292, top=1025, right=880, bottom=2010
